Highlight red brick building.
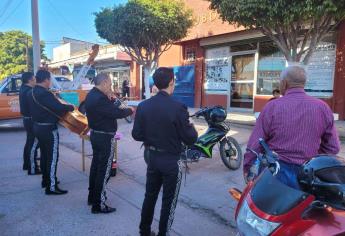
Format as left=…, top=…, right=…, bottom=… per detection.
left=130, top=0, right=345, bottom=120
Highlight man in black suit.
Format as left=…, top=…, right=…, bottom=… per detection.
left=132, top=67, right=198, bottom=236
left=85, top=73, right=133, bottom=214
left=29, top=70, right=74, bottom=195
left=19, top=72, right=40, bottom=174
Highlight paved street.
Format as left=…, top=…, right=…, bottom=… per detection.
left=0, top=119, right=251, bottom=236
left=1, top=119, right=345, bottom=236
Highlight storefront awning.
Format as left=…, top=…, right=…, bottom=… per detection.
left=200, top=30, right=264, bottom=47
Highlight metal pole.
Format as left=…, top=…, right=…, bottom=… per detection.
left=82, top=138, right=85, bottom=172
left=25, top=37, right=29, bottom=71
left=31, top=0, right=41, bottom=74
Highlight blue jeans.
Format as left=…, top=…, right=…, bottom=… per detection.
left=275, top=161, right=301, bottom=189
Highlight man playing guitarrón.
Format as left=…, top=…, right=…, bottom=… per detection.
left=29, top=70, right=74, bottom=195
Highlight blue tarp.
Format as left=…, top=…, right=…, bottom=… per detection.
left=149, top=65, right=195, bottom=107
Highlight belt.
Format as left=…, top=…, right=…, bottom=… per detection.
left=23, top=116, right=32, bottom=119
left=35, top=122, right=55, bottom=126
left=91, top=129, right=115, bottom=136
left=146, top=146, right=167, bottom=153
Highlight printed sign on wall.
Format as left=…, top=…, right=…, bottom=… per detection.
left=204, top=47, right=230, bottom=94
left=305, top=42, right=336, bottom=98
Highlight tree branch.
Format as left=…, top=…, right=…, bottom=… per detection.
left=262, top=26, right=292, bottom=61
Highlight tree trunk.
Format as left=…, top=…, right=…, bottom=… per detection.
left=143, top=66, right=152, bottom=99
left=286, top=61, right=302, bottom=67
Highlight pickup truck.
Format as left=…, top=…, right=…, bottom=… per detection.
left=0, top=74, right=88, bottom=120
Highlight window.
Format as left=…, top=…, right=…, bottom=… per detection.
left=185, top=48, right=196, bottom=62
left=256, top=34, right=337, bottom=97
left=14, top=78, right=22, bottom=91
left=304, top=34, right=336, bottom=98
left=256, top=42, right=286, bottom=95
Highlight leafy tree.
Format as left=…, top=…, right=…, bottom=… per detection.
left=0, top=30, right=46, bottom=80
left=208, top=0, right=345, bottom=64
left=95, top=0, right=193, bottom=98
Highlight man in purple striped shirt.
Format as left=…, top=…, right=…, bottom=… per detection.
left=244, top=65, right=340, bottom=188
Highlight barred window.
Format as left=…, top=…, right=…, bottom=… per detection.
left=185, top=48, right=196, bottom=62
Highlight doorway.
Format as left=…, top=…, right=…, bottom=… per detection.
left=229, top=51, right=257, bottom=111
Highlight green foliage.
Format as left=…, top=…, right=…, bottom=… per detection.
left=209, top=0, right=345, bottom=29
left=0, top=30, right=46, bottom=81
left=95, top=0, right=193, bottom=66
left=209, top=0, right=345, bottom=63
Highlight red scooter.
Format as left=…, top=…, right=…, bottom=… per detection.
left=230, top=138, right=345, bottom=236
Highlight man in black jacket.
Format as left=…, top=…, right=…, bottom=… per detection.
left=122, top=79, right=130, bottom=97
left=29, top=70, right=74, bottom=195
left=19, top=72, right=40, bottom=174
left=132, top=67, right=198, bottom=236
left=85, top=73, right=133, bottom=214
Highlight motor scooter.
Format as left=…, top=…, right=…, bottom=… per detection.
left=181, top=106, right=242, bottom=170
left=230, top=138, right=345, bottom=236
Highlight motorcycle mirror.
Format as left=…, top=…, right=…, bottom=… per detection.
left=229, top=188, right=242, bottom=201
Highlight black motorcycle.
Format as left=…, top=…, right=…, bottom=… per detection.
left=181, top=106, right=242, bottom=170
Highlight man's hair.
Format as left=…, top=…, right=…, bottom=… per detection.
left=93, top=73, right=109, bottom=86
left=153, top=67, right=174, bottom=90
left=272, top=89, right=280, bottom=95
left=21, top=72, right=34, bottom=84
left=35, top=70, right=51, bottom=83
left=280, top=65, right=307, bottom=87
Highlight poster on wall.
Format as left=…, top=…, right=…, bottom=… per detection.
left=204, top=47, right=230, bottom=94
left=257, top=52, right=286, bottom=95
left=305, top=42, right=336, bottom=98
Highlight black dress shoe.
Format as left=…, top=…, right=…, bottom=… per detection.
left=91, top=204, right=116, bottom=214
left=140, top=231, right=156, bottom=236
left=55, top=185, right=68, bottom=194
left=45, top=188, right=67, bottom=195
left=28, top=169, right=42, bottom=175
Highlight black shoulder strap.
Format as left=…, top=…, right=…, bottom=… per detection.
left=31, top=88, right=62, bottom=120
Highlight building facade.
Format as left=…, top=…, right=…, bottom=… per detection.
left=49, top=38, right=133, bottom=94
left=130, top=0, right=345, bottom=119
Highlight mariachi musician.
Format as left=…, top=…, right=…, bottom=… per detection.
left=28, top=69, right=74, bottom=195
left=85, top=73, right=133, bottom=214
left=19, top=72, right=40, bottom=174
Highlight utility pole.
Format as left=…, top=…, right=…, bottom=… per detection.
left=25, top=36, right=29, bottom=71
left=31, top=0, right=41, bottom=74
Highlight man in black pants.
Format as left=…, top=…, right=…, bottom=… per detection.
left=19, top=72, right=40, bottom=174
left=29, top=70, right=74, bottom=195
left=122, top=79, right=130, bottom=97
left=85, top=73, right=133, bottom=214
left=132, top=67, right=198, bottom=236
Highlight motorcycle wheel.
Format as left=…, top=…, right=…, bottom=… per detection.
left=219, top=136, right=242, bottom=170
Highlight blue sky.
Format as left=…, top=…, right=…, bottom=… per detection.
left=0, top=0, right=127, bottom=59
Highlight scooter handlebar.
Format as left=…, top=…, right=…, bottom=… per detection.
left=259, top=138, right=272, bottom=155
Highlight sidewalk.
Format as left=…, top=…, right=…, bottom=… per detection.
left=189, top=108, right=345, bottom=139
